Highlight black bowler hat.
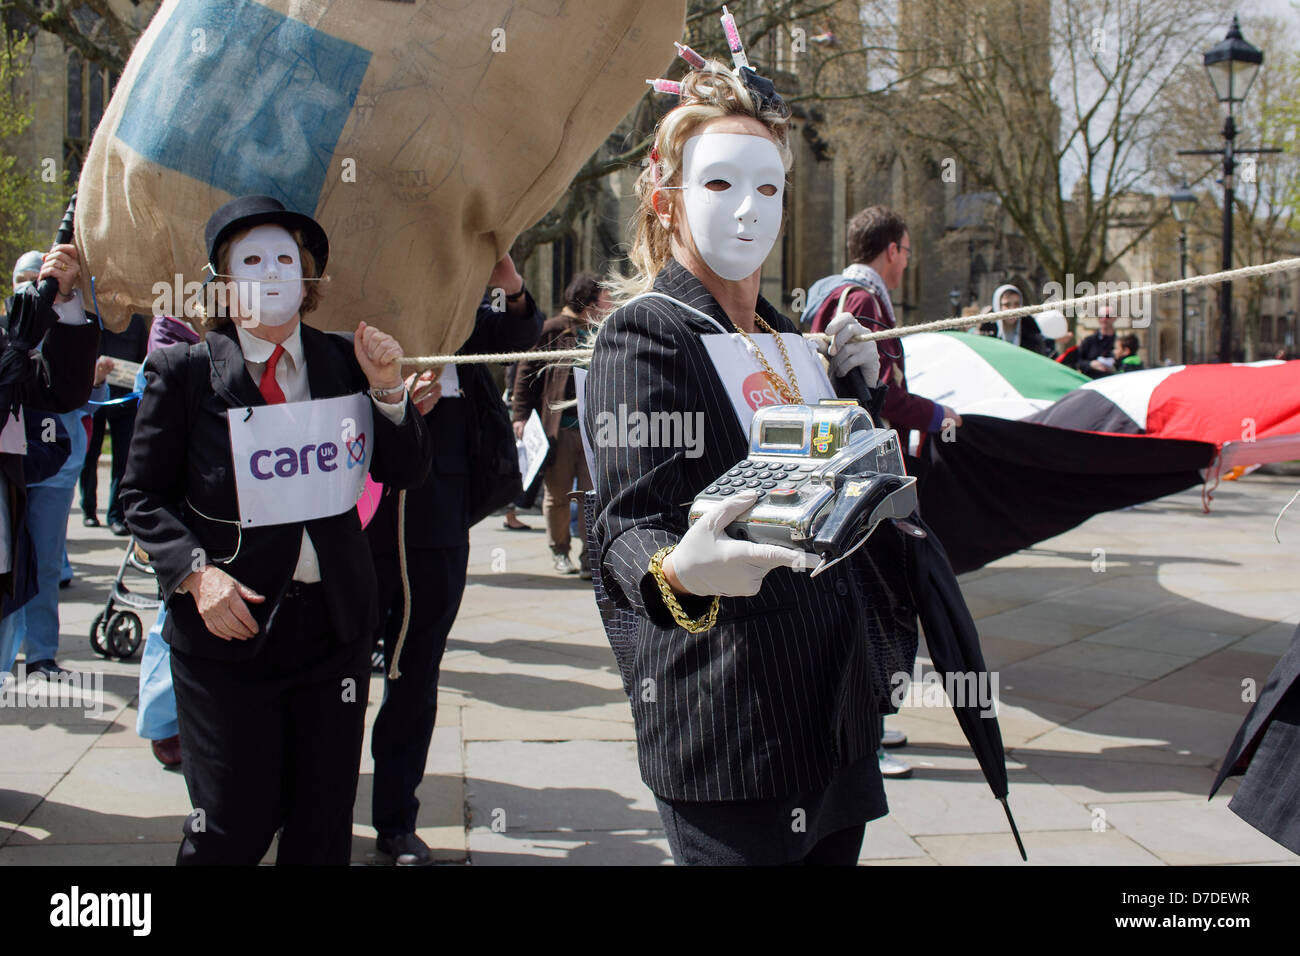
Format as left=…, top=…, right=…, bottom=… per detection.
left=203, top=195, right=329, bottom=278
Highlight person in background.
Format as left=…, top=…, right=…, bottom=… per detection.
left=500, top=360, right=537, bottom=531
left=976, top=284, right=1050, bottom=355
left=1078, top=304, right=1118, bottom=378
left=0, top=247, right=100, bottom=671
left=511, top=271, right=607, bottom=577
left=802, top=206, right=959, bottom=464
left=80, top=311, right=147, bottom=534
left=133, top=313, right=202, bottom=768
left=366, top=254, right=543, bottom=866
left=13, top=359, right=112, bottom=677
left=0, top=402, right=71, bottom=678
left=802, top=206, right=952, bottom=780
left=1115, top=333, right=1144, bottom=373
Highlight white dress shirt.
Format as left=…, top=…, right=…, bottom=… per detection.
left=234, top=323, right=405, bottom=583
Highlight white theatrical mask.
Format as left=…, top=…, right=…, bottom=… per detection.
left=227, top=223, right=305, bottom=328
left=679, top=132, right=785, bottom=281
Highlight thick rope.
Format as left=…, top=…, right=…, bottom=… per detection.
left=400, top=256, right=1300, bottom=367
left=386, top=488, right=412, bottom=680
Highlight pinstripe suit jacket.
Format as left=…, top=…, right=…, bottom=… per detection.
left=585, top=260, right=888, bottom=802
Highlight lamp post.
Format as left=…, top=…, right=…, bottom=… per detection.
left=1178, top=16, right=1276, bottom=363
left=1170, top=184, right=1198, bottom=364
left=948, top=286, right=961, bottom=317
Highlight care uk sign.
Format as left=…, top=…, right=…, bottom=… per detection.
left=227, top=393, right=373, bottom=527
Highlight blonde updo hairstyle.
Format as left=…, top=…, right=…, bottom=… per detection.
left=609, top=60, right=793, bottom=303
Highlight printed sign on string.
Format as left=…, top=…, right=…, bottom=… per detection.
left=698, top=332, right=835, bottom=435
left=226, top=392, right=373, bottom=527
left=519, top=409, right=549, bottom=492
left=0, top=410, right=26, bottom=456
left=106, top=359, right=142, bottom=391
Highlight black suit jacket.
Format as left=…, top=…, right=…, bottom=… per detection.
left=367, top=290, right=543, bottom=553
left=1210, top=622, right=1300, bottom=854
left=585, top=260, right=892, bottom=802
left=0, top=317, right=100, bottom=613
left=119, top=323, right=432, bottom=661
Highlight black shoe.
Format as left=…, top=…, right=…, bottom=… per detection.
left=58, top=577, right=72, bottom=590
left=108, top=520, right=129, bottom=536
left=82, top=515, right=100, bottom=527
left=26, top=659, right=72, bottom=679
left=375, top=832, right=433, bottom=866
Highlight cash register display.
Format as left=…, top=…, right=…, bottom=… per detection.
left=762, top=423, right=804, bottom=447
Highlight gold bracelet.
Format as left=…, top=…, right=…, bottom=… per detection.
left=648, top=546, right=719, bottom=634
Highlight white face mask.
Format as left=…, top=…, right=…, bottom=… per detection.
left=227, top=224, right=305, bottom=328
left=679, top=132, right=785, bottom=281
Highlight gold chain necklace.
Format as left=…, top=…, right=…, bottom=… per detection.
left=733, top=312, right=804, bottom=405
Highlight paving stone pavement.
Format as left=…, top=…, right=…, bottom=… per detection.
left=2, top=466, right=1298, bottom=866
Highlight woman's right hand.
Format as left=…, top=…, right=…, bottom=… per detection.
left=662, top=490, right=808, bottom=598
left=180, top=565, right=265, bottom=640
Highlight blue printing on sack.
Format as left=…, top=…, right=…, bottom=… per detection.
left=115, top=0, right=371, bottom=214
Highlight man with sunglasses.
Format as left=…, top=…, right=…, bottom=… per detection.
left=803, top=205, right=960, bottom=464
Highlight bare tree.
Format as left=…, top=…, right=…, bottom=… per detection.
left=1158, top=14, right=1300, bottom=361
left=1, top=0, right=146, bottom=72
left=807, top=0, right=1231, bottom=289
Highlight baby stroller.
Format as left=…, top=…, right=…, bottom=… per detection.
left=89, top=537, right=158, bottom=660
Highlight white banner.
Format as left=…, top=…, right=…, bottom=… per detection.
left=698, top=333, right=836, bottom=435
left=574, top=368, right=595, bottom=479
left=0, top=410, right=25, bottom=456
left=106, top=359, right=142, bottom=391
left=520, top=408, right=549, bottom=490
left=227, top=393, right=373, bottom=527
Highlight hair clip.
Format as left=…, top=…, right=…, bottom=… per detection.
left=739, top=66, right=785, bottom=115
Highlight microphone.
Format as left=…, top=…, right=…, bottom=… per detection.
left=38, top=193, right=77, bottom=309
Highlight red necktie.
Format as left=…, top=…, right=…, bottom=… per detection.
left=258, top=344, right=286, bottom=404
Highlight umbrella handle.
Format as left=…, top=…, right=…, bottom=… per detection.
left=999, top=796, right=1028, bottom=861
left=37, top=193, right=77, bottom=309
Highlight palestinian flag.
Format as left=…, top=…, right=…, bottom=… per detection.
left=903, top=331, right=1089, bottom=420
left=917, top=360, right=1300, bottom=573
left=1026, top=361, right=1300, bottom=470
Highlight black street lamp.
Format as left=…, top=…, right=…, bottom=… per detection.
left=1178, top=16, right=1277, bottom=364
left=1170, top=184, right=1197, bottom=364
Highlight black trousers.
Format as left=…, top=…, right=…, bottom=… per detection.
left=80, top=406, right=136, bottom=524
left=370, top=544, right=469, bottom=837
left=170, top=584, right=371, bottom=865
left=657, top=797, right=866, bottom=866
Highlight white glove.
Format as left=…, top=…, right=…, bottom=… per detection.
left=816, top=311, right=881, bottom=386
left=666, top=490, right=808, bottom=598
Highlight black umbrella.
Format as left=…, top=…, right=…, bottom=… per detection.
left=899, top=514, right=1028, bottom=860
left=1, top=195, right=78, bottom=421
